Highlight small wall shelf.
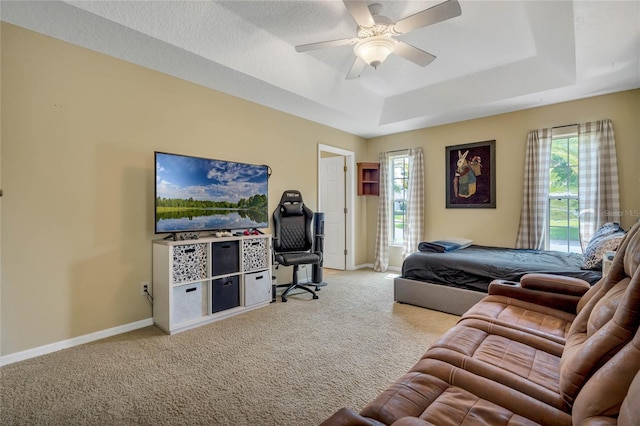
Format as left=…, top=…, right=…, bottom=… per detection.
left=357, top=162, right=380, bottom=196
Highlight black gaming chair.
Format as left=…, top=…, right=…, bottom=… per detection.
left=272, top=190, right=322, bottom=302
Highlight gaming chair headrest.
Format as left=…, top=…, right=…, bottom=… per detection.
left=279, top=190, right=304, bottom=205
left=277, top=190, right=305, bottom=217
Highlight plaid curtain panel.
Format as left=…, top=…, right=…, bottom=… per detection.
left=404, top=148, right=424, bottom=257
left=374, top=152, right=391, bottom=272
left=516, top=128, right=552, bottom=249
left=578, top=119, right=620, bottom=247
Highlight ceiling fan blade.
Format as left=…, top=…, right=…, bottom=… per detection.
left=343, top=0, right=375, bottom=28
left=393, top=42, right=436, bottom=67
left=393, top=0, right=461, bottom=35
left=295, top=38, right=355, bottom=52
left=346, top=57, right=367, bottom=80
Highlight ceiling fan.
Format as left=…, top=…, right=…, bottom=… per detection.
left=295, top=0, right=462, bottom=79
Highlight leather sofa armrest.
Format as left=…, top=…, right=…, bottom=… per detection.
left=319, top=408, right=386, bottom=426
left=488, top=277, right=584, bottom=314
left=519, top=273, right=590, bottom=296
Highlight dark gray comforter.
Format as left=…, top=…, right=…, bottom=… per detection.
left=401, top=245, right=602, bottom=293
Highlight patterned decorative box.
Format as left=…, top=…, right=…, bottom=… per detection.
left=172, top=243, right=208, bottom=284
left=243, top=238, right=269, bottom=272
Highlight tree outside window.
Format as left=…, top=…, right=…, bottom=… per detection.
left=391, top=155, right=408, bottom=245
left=548, top=135, right=580, bottom=253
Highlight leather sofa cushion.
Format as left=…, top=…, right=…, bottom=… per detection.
left=461, top=295, right=575, bottom=344
left=571, top=327, right=640, bottom=424
left=560, top=267, right=640, bottom=405
left=413, top=385, right=541, bottom=426
left=587, top=278, right=630, bottom=335
left=420, top=319, right=566, bottom=410
left=320, top=408, right=384, bottom=426
left=618, top=369, right=640, bottom=426
left=359, top=362, right=571, bottom=426
left=623, top=220, right=640, bottom=278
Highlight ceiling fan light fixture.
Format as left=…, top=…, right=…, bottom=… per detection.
left=354, top=35, right=396, bottom=68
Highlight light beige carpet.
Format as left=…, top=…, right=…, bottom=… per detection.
left=0, top=269, right=459, bottom=425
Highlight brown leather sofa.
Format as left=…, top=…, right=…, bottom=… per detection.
left=322, top=219, right=640, bottom=426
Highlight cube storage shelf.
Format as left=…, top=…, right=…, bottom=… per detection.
left=152, top=234, right=272, bottom=334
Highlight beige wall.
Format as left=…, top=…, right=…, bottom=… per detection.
left=0, top=24, right=367, bottom=356
left=365, top=90, right=640, bottom=268
left=2, top=22, right=639, bottom=358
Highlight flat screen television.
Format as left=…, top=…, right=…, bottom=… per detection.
left=154, top=151, right=269, bottom=234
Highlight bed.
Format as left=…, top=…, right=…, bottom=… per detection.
left=394, top=244, right=603, bottom=316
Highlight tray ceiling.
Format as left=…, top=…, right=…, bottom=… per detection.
left=2, top=1, right=639, bottom=138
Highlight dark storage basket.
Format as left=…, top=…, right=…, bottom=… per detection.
left=211, top=240, right=240, bottom=276
left=212, top=275, right=240, bottom=313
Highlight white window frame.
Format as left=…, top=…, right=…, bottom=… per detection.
left=547, top=126, right=581, bottom=253
left=389, top=153, right=409, bottom=246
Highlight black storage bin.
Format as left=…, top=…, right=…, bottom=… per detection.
left=212, top=275, right=240, bottom=313
left=211, top=240, right=240, bottom=276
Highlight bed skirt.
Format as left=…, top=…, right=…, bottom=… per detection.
left=393, top=277, right=486, bottom=316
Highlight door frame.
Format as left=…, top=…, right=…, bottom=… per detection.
left=318, top=144, right=354, bottom=271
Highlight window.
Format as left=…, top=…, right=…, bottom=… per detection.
left=391, top=154, right=408, bottom=245
left=548, top=132, right=580, bottom=253
left=517, top=120, right=618, bottom=253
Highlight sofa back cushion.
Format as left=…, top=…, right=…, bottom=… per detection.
left=624, top=219, right=640, bottom=279
left=618, top=369, right=640, bottom=426
left=571, top=327, right=640, bottom=424
left=559, top=220, right=640, bottom=405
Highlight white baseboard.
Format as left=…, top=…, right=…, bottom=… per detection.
left=0, top=318, right=154, bottom=366
left=353, top=263, right=374, bottom=270
left=352, top=263, right=401, bottom=272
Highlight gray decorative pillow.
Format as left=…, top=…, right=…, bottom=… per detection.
left=581, top=223, right=626, bottom=270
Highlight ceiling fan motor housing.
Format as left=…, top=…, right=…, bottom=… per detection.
left=354, top=4, right=397, bottom=69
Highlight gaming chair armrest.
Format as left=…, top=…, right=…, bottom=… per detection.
left=271, top=236, right=280, bottom=266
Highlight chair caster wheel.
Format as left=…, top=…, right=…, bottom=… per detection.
left=312, top=295, right=319, bottom=300
left=281, top=297, right=287, bottom=302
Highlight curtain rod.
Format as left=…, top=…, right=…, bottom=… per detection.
left=552, top=123, right=577, bottom=129
left=386, top=148, right=409, bottom=154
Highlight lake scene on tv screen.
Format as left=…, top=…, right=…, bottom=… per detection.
left=155, top=153, right=268, bottom=233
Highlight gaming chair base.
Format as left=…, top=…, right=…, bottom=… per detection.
left=277, top=282, right=320, bottom=302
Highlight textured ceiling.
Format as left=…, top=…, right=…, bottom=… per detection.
left=2, top=0, right=639, bottom=138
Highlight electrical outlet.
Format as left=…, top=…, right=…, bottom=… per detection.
left=141, top=281, right=150, bottom=296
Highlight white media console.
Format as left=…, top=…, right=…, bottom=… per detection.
left=152, top=234, right=272, bottom=334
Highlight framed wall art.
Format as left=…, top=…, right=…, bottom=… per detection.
left=446, top=140, right=496, bottom=208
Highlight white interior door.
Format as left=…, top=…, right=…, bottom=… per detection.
left=320, top=156, right=346, bottom=270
